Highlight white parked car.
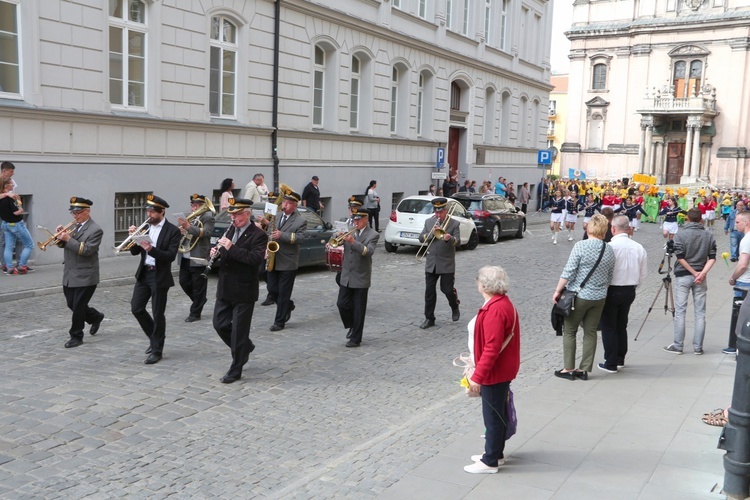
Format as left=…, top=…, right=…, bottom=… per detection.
left=384, top=195, right=479, bottom=253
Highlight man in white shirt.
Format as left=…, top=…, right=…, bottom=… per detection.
left=598, top=215, right=648, bottom=373
left=243, top=173, right=269, bottom=204
left=725, top=211, right=750, bottom=354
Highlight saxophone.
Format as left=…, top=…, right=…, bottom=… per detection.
left=265, top=213, right=279, bottom=271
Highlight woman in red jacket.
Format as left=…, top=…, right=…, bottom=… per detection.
left=464, top=265, right=521, bottom=474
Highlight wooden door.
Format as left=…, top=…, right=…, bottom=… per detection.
left=666, top=143, right=685, bottom=185
left=448, top=127, right=460, bottom=176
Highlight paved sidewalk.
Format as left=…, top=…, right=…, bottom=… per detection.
left=381, top=264, right=736, bottom=499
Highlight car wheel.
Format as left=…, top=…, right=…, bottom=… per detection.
left=465, top=230, right=479, bottom=250
left=384, top=241, right=398, bottom=253
left=515, top=220, right=525, bottom=239
left=490, top=224, right=500, bottom=244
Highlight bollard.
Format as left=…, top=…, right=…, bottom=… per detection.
left=719, top=318, right=750, bottom=498
left=728, top=289, right=749, bottom=352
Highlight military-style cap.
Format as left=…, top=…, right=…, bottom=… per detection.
left=189, top=193, right=207, bottom=204
left=283, top=190, right=301, bottom=203
left=69, top=197, right=93, bottom=212
left=144, top=194, right=170, bottom=210
left=431, top=197, right=449, bottom=209
left=351, top=208, right=368, bottom=220
left=227, top=198, right=253, bottom=213
left=348, top=196, right=363, bottom=208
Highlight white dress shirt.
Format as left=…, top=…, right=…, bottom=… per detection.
left=609, top=233, right=648, bottom=286
left=145, top=218, right=165, bottom=267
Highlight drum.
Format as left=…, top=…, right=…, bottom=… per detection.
left=326, top=245, right=343, bottom=272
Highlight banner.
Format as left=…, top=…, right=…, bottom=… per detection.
left=568, top=168, right=586, bottom=180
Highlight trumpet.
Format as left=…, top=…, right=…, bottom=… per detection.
left=178, top=198, right=216, bottom=253
left=416, top=204, right=457, bottom=262
left=114, top=218, right=151, bottom=254
left=36, top=221, right=76, bottom=251
left=327, top=227, right=357, bottom=248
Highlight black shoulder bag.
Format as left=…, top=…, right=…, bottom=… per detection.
left=554, top=241, right=606, bottom=317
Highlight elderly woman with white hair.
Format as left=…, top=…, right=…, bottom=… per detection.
left=464, top=265, right=520, bottom=474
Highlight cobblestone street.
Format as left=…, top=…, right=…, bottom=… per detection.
left=0, top=220, right=722, bottom=498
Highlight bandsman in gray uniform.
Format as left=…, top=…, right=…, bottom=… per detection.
left=337, top=205, right=379, bottom=347
left=419, top=197, right=461, bottom=329
left=257, top=189, right=307, bottom=331
left=177, top=194, right=215, bottom=323
left=55, top=197, right=105, bottom=348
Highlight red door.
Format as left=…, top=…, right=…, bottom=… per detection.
left=448, top=127, right=460, bottom=177
left=666, top=143, right=685, bottom=185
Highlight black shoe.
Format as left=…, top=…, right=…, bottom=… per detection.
left=419, top=319, right=435, bottom=329
left=452, top=308, right=460, bottom=322
left=64, top=338, right=83, bottom=348
left=145, top=347, right=153, bottom=354
left=345, top=341, right=361, bottom=348
left=346, top=328, right=353, bottom=339
left=220, top=373, right=241, bottom=384
left=261, top=297, right=275, bottom=306
left=89, top=314, right=104, bottom=335
left=144, top=353, right=162, bottom=364
left=574, top=370, right=589, bottom=380
left=284, top=303, right=296, bottom=322
left=731, top=258, right=739, bottom=262
left=270, top=324, right=284, bottom=332
left=184, top=316, right=200, bottom=323
left=554, top=369, right=576, bottom=380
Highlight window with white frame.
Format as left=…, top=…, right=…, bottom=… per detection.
left=417, top=73, right=424, bottom=136
left=446, top=0, right=453, bottom=29
left=500, top=0, right=508, bottom=51
left=518, top=96, right=528, bottom=147
left=390, top=66, right=398, bottom=134
left=484, top=88, right=496, bottom=144
left=419, top=0, right=427, bottom=18
left=500, top=91, right=511, bottom=145
left=109, top=0, right=147, bottom=108
left=418, top=70, right=434, bottom=138
left=209, top=15, right=237, bottom=117
left=461, top=0, right=470, bottom=35
left=592, top=63, right=607, bottom=90
left=484, top=0, right=492, bottom=43
left=350, top=55, right=360, bottom=130
left=0, top=0, right=20, bottom=96
left=313, top=45, right=325, bottom=127
left=393, top=0, right=402, bottom=8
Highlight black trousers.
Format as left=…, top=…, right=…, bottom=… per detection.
left=131, top=271, right=170, bottom=355
left=481, top=381, right=510, bottom=467
left=600, top=285, right=637, bottom=369
left=368, top=208, right=380, bottom=231
left=179, top=258, right=208, bottom=318
left=337, top=286, right=369, bottom=344
left=424, top=272, right=459, bottom=320
left=213, top=298, right=255, bottom=378
left=266, top=269, right=296, bottom=327
left=63, top=284, right=101, bottom=340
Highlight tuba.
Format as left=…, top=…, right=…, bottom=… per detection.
left=178, top=199, right=216, bottom=253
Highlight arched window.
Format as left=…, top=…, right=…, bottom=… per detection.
left=109, top=0, right=147, bottom=108
left=592, top=63, right=607, bottom=90
left=350, top=55, right=360, bottom=130
left=450, top=81, right=461, bottom=110
left=588, top=114, right=604, bottom=150
left=500, top=91, right=511, bottom=145
left=313, top=45, right=325, bottom=127
left=209, top=15, right=237, bottom=117
left=418, top=70, right=434, bottom=138
left=391, top=63, right=410, bottom=136
left=312, top=41, right=337, bottom=129
left=390, top=66, right=399, bottom=134
left=518, top=96, right=528, bottom=147
left=484, top=88, right=496, bottom=144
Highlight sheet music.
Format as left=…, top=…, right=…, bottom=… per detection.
left=131, top=234, right=153, bottom=245
left=265, top=202, right=278, bottom=216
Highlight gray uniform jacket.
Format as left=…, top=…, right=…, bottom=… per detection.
left=185, top=211, right=215, bottom=266
left=419, top=216, right=461, bottom=274
left=272, top=210, right=307, bottom=271
left=340, top=226, right=379, bottom=288
left=62, top=218, right=103, bottom=288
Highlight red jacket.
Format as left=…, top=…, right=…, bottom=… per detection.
left=471, top=294, right=520, bottom=386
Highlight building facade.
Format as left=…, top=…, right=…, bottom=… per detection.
left=0, top=0, right=552, bottom=264
left=561, top=0, right=750, bottom=187
left=546, top=74, right=569, bottom=177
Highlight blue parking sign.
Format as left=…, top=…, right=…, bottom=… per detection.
left=436, top=147, right=445, bottom=169
left=537, top=150, right=552, bottom=165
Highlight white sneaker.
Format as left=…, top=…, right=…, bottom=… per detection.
left=464, top=461, right=499, bottom=474
left=568, top=236, right=574, bottom=241
left=471, top=454, right=506, bottom=465
left=553, top=238, right=558, bottom=244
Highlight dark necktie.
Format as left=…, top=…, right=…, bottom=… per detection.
left=279, top=215, right=287, bottom=228
left=75, top=223, right=83, bottom=237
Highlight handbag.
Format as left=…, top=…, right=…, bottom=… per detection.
left=505, top=388, right=517, bottom=440
left=553, top=241, right=607, bottom=317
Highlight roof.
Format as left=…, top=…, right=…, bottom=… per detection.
left=550, top=75, right=568, bottom=93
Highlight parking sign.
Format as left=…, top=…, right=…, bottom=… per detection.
left=537, top=150, right=552, bottom=165
left=436, top=148, right=445, bottom=169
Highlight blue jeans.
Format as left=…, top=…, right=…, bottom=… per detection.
left=1, top=220, right=33, bottom=268
left=730, top=230, right=743, bottom=260
left=673, top=274, right=708, bottom=350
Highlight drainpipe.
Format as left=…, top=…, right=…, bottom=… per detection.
left=271, top=0, right=281, bottom=192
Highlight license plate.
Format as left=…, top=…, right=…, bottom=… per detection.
left=210, top=237, right=218, bottom=244
left=401, top=232, right=420, bottom=239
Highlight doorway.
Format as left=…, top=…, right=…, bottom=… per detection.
left=448, top=127, right=460, bottom=177
left=666, top=142, right=685, bottom=185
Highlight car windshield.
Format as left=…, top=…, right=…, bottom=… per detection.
left=482, top=198, right=512, bottom=211
left=300, top=209, right=326, bottom=229
left=215, top=210, right=231, bottom=223
left=398, top=199, right=433, bottom=214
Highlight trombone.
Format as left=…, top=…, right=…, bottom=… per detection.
left=114, top=218, right=151, bottom=254
left=178, top=198, right=216, bottom=253
left=36, top=221, right=76, bottom=251
left=416, top=204, right=457, bottom=262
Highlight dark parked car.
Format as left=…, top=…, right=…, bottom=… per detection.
left=209, top=206, right=336, bottom=268
left=451, top=193, right=526, bottom=243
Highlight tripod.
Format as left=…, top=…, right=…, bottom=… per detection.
left=634, top=251, right=675, bottom=341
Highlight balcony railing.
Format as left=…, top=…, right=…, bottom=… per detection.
left=639, top=85, right=718, bottom=115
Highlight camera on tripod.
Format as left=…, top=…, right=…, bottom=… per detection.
left=664, top=239, right=675, bottom=255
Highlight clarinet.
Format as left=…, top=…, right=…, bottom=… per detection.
left=202, top=226, right=234, bottom=278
